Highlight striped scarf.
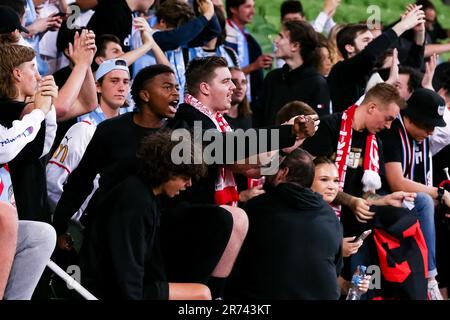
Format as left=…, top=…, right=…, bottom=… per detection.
left=397, top=117, right=433, bottom=186
left=184, top=94, right=239, bottom=206
left=336, top=105, right=381, bottom=192
left=334, top=105, right=381, bottom=217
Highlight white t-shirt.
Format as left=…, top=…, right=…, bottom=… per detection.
left=430, top=107, right=450, bottom=156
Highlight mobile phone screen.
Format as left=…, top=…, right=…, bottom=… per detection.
left=354, top=230, right=372, bottom=243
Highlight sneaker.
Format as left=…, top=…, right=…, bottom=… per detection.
left=428, top=279, right=444, bottom=300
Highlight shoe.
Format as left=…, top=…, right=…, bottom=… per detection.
left=428, top=279, right=444, bottom=300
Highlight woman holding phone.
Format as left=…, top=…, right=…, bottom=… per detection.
left=311, top=157, right=416, bottom=255
left=311, top=156, right=417, bottom=297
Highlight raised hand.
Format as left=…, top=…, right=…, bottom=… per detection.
left=395, top=4, right=425, bottom=34
left=133, top=17, right=156, bottom=48
left=68, top=29, right=96, bottom=66
left=323, top=0, right=341, bottom=17
left=198, top=0, right=215, bottom=20
left=34, top=75, right=58, bottom=114
left=386, top=48, right=399, bottom=86
left=26, top=14, right=62, bottom=35
left=403, top=4, right=427, bottom=45
left=422, top=53, right=438, bottom=90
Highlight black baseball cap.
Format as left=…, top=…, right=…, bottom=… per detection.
left=404, top=88, right=447, bottom=128
left=0, top=5, right=29, bottom=34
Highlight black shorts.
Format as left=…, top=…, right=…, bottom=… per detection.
left=160, top=204, right=234, bottom=283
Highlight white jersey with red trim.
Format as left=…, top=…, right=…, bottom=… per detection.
left=46, top=120, right=97, bottom=223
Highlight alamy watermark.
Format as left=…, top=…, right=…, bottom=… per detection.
left=66, top=264, right=81, bottom=290
left=170, top=122, right=282, bottom=175
left=66, top=4, right=81, bottom=30
left=367, top=265, right=382, bottom=290
left=367, top=5, right=382, bottom=31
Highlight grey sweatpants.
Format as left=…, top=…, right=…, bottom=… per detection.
left=4, top=221, right=56, bottom=300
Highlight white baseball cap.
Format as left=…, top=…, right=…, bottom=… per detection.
left=95, top=59, right=129, bottom=81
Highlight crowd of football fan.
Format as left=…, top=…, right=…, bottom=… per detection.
left=1, top=0, right=450, bottom=300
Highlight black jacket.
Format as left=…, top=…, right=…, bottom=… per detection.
left=79, top=175, right=169, bottom=300
left=255, top=63, right=330, bottom=127
left=0, top=99, right=50, bottom=222
left=87, top=0, right=133, bottom=51
left=232, top=183, right=343, bottom=299
left=53, top=112, right=158, bottom=235
left=327, top=29, right=399, bottom=112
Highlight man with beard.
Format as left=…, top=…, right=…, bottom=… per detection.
left=328, top=6, right=425, bottom=112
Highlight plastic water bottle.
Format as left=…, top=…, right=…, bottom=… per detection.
left=346, top=265, right=367, bottom=300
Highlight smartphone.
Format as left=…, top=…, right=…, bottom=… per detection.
left=354, top=229, right=372, bottom=243
left=52, top=12, right=69, bottom=18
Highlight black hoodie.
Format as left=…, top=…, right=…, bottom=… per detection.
left=232, top=183, right=342, bottom=300
left=254, top=63, right=330, bottom=127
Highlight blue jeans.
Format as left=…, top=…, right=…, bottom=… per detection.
left=414, top=192, right=437, bottom=278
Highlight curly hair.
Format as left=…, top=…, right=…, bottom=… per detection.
left=137, top=130, right=207, bottom=187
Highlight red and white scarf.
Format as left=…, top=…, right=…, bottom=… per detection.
left=334, top=105, right=381, bottom=215
left=185, top=94, right=239, bottom=206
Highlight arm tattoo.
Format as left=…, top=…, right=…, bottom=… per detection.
left=335, top=191, right=354, bottom=207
